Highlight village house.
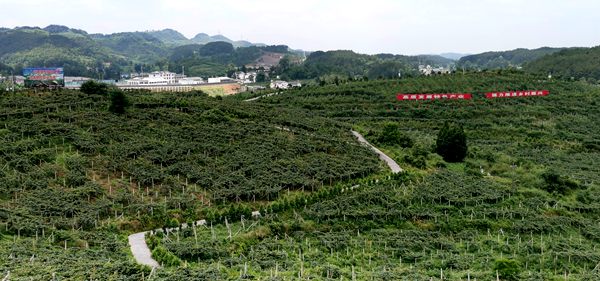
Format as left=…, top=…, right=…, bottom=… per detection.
left=270, top=80, right=302, bottom=89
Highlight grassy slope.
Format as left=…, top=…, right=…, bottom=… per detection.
left=0, top=90, right=379, bottom=279
left=150, top=72, right=600, bottom=279
left=1, top=72, right=599, bottom=280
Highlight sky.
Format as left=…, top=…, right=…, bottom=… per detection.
left=0, top=0, right=599, bottom=55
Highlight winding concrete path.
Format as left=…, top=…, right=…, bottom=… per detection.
left=128, top=131, right=400, bottom=267
left=351, top=130, right=403, bottom=173
left=128, top=232, right=159, bottom=268
left=129, top=220, right=209, bottom=267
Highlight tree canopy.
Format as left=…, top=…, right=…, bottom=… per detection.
left=435, top=122, right=468, bottom=162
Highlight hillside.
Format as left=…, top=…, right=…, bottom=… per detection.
left=0, top=25, right=461, bottom=81
left=0, top=28, right=126, bottom=78
left=0, top=26, right=272, bottom=78
left=280, top=50, right=453, bottom=80
left=457, top=47, right=564, bottom=70
left=1, top=73, right=599, bottom=279
left=525, top=46, right=600, bottom=82
left=0, top=89, right=380, bottom=279
left=145, top=29, right=189, bottom=46
left=91, top=32, right=169, bottom=65
left=167, top=43, right=288, bottom=77
left=190, top=33, right=260, bottom=48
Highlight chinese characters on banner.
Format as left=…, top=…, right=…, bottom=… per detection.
left=485, top=90, right=549, bottom=99
left=396, top=91, right=550, bottom=101
left=396, top=93, right=472, bottom=101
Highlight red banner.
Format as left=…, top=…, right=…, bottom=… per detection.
left=396, top=93, right=472, bottom=101
left=486, top=90, right=549, bottom=99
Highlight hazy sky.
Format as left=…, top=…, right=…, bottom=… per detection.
left=1, top=0, right=598, bottom=55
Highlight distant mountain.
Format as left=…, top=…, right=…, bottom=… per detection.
left=377, top=54, right=455, bottom=67
left=6, top=25, right=594, bottom=83
left=0, top=27, right=125, bottom=78
left=210, top=35, right=230, bottom=42
left=191, top=33, right=211, bottom=44
left=190, top=33, right=262, bottom=48
left=43, top=24, right=88, bottom=36
left=525, top=46, right=600, bottom=81
left=91, top=32, right=169, bottom=63
left=145, top=29, right=189, bottom=46
left=457, top=47, right=564, bottom=70
left=438, top=53, right=470, bottom=61
left=0, top=25, right=272, bottom=78
left=168, top=42, right=289, bottom=77
left=280, top=50, right=454, bottom=80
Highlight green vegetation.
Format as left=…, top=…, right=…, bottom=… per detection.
left=494, top=259, right=521, bottom=281
left=376, top=122, right=414, bottom=148
left=435, top=122, right=468, bottom=163
left=80, top=80, right=109, bottom=95
left=279, top=50, right=454, bottom=80
left=457, top=47, right=563, bottom=70
left=108, top=89, right=130, bottom=114
left=0, top=26, right=283, bottom=79
left=1, top=72, right=599, bottom=279
left=167, top=43, right=272, bottom=77
left=525, top=46, right=600, bottom=82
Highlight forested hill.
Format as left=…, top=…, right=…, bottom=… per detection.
left=457, top=47, right=564, bottom=70
left=2, top=25, right=598, bottom=84
left=279, top=50, right=454, bottom=80
left=0, top=27, right=127, bottom=79
left=524, top=45, right=600, bottom=82
left=0, top=25, right=456, bottom=81
left=0, top=25, right=284, bottom=78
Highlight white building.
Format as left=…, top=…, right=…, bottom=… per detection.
left=419, top=65, right=451, bottom=76
left=270, top=80, right=301, bottom=89
left=64, top=76, right=92, bottom=89
left=123, top=71, right=186, bottom=86
left=178, top=77, right=205, bottom=85
left=208, top=77, right=236, bottom=84
left=14, top=76, right=25, bottom=86
left=234, top=71, right=257, bottom=84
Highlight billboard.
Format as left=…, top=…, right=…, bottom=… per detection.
left=397, top=93, right=472, bottom=101
left=23, top=67, right=64, bottom=87
left=485, top=90, right=549, bottom=99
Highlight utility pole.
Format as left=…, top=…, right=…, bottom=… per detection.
left=11, top=71, right=14, bottom=93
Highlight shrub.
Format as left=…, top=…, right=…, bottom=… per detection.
left=540, top=170, right=580, bottom=195
left=108, top=89, right=130, bottom=114
left=435, top=122, right=467, bottom=162
left=377, top=122, right=413, bottom=148
left=493, top=259, right=520, bottom=280
left=80, top=80, right=109, bottom=95
left=404, top=144, right=429, bottom=169
left=151, top=245, right=182, bottom=267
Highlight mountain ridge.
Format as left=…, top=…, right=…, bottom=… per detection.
left=457, top=47, right=565, bottom=70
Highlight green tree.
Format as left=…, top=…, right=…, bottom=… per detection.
left=256, top=72, right=267, bottom=83
left=435, top=122, right=468, bottom=162
left=377, top=122, right=413, bottom=148
left=278, top=56, right=291, bottom=72
left=541, top=170, right=580, bottom=195
left=108, top=89, right=130, bottom=114
left=80, top=80, right=108, bottom=95
left=494, top=259, right=521, bottom=280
